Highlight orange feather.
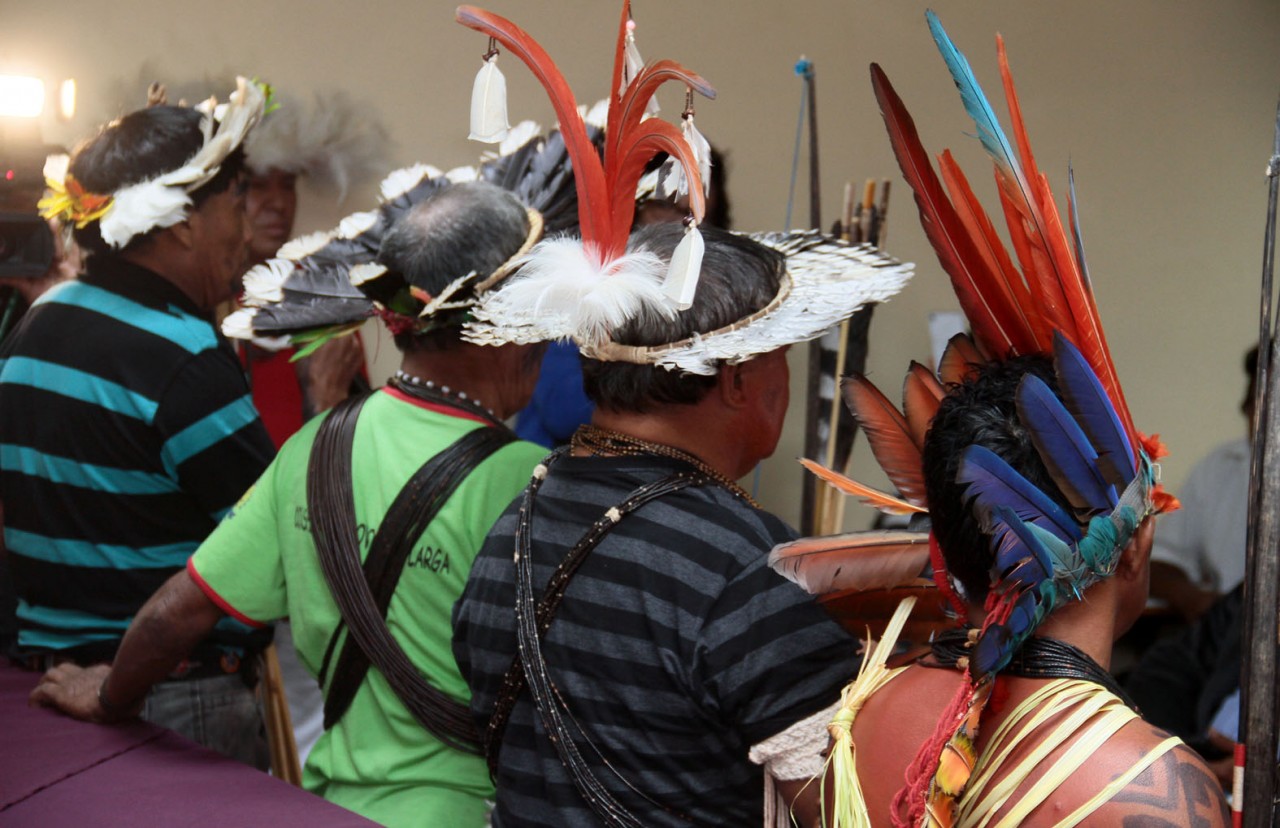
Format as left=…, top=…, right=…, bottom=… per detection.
left=799, top=457, right=926, bottom=515
left=937, top=151, right=1045, bottom=353
left=938, top=334, right=983, bottom=386
left=842, top=373, right=929, bottom=507
left=904, top=361, right=945, bottom=449
left=870, top=64, right=1027, bottom=359
left=996, top=35, right=1139, bottom=455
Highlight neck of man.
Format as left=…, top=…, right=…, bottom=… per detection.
left=398, top=341, right=526, bottom=421
left=589, top=402, right=747, bottom=482
left=1006, top=580, right=1122, bottom=673
left=120, top=246, right=210, bottom=312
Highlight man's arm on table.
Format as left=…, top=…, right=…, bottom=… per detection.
left=29, top=570, right=224, bottom=722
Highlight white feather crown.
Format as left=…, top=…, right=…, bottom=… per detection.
left=40, top=77, right=266, bottom=250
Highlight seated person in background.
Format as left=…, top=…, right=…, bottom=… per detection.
left=1148, top=344, right=1257, bottom=621
left=232, top=87, right=388, bottom=446
left=30, top=179, right=553, bottom=827
left=1126, top=583, right=1244, bottom=786
left=4, top=82, right=275, bottom=766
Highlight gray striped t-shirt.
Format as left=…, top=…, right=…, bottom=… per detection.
left=452, top=453, right=859, bottom=826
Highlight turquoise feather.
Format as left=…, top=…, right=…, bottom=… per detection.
left=926, top=11, right=1024, bottom=189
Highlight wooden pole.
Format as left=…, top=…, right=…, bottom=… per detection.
left=1239, top=94, right=1280, bottom=828
left=259, top=644, right=303, bottom=786
left=799, top=58, right=824, bottom=535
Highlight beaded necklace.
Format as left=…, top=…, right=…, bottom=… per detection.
left=390, top=370, right=504, bottom=428
left=570, top=424, right=760, bottom=509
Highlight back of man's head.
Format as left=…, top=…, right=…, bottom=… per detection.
left=68, top=106, right=247, bottom=258
left=922, top=355, right=1071, bottom=602
left=377, top=179, right=530, bottom=352
left=581, top=223, right=784, bottom=413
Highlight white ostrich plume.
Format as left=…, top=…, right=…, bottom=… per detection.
left=379, top=164, right=441, bottom=201
left=469, top=237, right=675, bottom=348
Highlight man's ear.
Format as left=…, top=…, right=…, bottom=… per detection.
left=1115, top=514, right=1156, bottom=581
left=718, top=362, right=747, bottom=408
left=167, top=216, right=196, bottom=250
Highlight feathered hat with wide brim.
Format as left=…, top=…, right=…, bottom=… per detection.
left=456, top=2, right=914, bottom=376
left=221, top=122, right=582, bottom=355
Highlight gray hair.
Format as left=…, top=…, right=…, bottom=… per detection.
left=378, top=180, right=529, bottom=351
left=378, top=179, right=529, bottom=297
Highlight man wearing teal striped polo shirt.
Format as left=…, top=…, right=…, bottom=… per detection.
left=0, top=95, right=275, bottom=766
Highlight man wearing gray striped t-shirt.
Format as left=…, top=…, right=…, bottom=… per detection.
left=454, top=224, right=878, bottom=827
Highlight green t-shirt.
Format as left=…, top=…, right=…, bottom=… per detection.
left=190, top=388, right=546, bottom=827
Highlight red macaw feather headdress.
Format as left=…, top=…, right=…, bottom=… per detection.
left=769, top=11, right=1176, bottom=827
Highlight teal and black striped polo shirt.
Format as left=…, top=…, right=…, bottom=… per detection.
left=0, top=256, right=274, bottom=657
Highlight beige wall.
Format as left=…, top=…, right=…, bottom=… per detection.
left=5, top=0, right=1278, bottom=527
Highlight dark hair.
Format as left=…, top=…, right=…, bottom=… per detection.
left=580, top=223, right=784, bottom=412
left=635, top=145, right=732, bottom=230
left=705, top=146, right=732, bottom=230
left=377, top=180, right=530, bottom=353
left=69, top=105, right=246, bottom=257
left=922, top=355, right=1068, bottom=602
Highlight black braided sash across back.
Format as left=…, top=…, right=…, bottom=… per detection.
left=485, top=446, right=714, bottom=826
left=308, top=389, right=515, bottom=753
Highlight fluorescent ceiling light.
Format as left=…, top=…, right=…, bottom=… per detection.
left=59, top=79, right=76, bottom=119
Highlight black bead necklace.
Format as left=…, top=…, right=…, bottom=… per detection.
left=390, top=370, right=504, bottom=428
left=570, top=424, right=760, bottom=509
left=927, top=627, right=1139, bottom=712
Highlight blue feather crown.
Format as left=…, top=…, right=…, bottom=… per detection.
left=957, top=333, right=1156, bottom=678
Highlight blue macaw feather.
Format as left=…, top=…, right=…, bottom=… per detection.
left=1052, top=333, right=1136, bottom=490
left=989, top=505, right=1053, bottom=587
left=972, top=620, right=1012, bottom=677
left=1006, top=588, right=1041, bottom=637
left=971, top=589, right=1041, bottom=678
left=1016, top=375, right=1117, bottom=513
left=958, top=445, right=1080, bottom=545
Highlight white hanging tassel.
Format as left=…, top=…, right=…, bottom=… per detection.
left=469, top=40, right=510, bottom=143
left=659, top=92, right=712, bottom=199
left=682, top=111, right=712, bottom=196
left=621, top=19, right=660, bottom=116
left=663, top=220, right=704, bottom=310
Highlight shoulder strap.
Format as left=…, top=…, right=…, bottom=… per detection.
left=308, top=391, right=515, bottom=752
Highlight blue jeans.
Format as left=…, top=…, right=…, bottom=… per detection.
left=140, top=673, right=268, bottom=770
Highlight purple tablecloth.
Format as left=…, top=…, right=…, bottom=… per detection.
left=0, top=663, right=376, bottom=827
